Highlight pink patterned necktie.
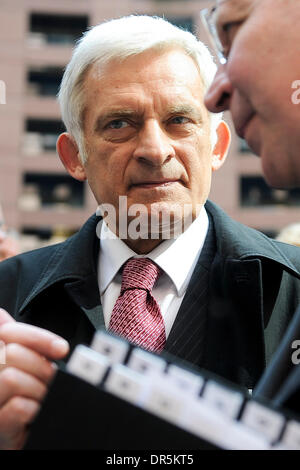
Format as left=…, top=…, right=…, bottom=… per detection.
left=109, top=257, right=166, bottom=352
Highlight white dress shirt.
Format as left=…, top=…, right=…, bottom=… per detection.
left=97, top=207, right=209, bottom=338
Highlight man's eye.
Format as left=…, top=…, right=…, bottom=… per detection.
left=107, top=120, right=129, bottom=129
left=170, top=116, right=189, bottom=125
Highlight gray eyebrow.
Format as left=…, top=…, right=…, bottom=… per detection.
left=93, top=104, right=203, bottom=133
left=167, top=104, right=196, bottom=114
left=94, top=109, right=138, bottom=133
left=166, top=104, right=204, bottom=122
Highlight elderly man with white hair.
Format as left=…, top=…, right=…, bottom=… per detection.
left=0, top=15, right=300, bottom=449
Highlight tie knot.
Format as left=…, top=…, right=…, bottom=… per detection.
left=121, top=257, right=161, bottom=292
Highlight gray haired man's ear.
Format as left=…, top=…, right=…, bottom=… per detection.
left=211, top=120, right=231, bottom=172
left=57, top=133, right=87, bottom=182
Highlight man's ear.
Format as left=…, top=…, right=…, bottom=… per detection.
left=211, top=120, right=231, bottom=172
left=56, top=133, right=87, bottom=181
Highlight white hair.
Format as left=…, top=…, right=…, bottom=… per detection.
left=58, top=15, right=222, bottom=163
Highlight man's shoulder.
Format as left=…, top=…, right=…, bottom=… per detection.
left=0, top=212, right=99, bottom=279
left=271, top=237, right=300, bottom=261
left=0, top=239, right=68, bottom=278
left=206, top=200, right=300, bottom=272
left=0, top=213, right=100, bottom=316
left=0, top=240, right=69, bottom=318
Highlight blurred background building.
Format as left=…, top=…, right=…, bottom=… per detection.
left=0, top=0, right=299, bottom=252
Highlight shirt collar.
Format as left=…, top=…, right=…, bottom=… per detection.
left=98, top=206, right=209, bottom=297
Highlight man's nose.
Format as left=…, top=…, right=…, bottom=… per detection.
left=205, top=65, right=233, bottom=113
left=133, top=120, right=175, bottom=166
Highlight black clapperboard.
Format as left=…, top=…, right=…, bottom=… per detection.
left=24, top=329, right=300, bottom=450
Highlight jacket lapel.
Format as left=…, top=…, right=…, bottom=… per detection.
left=64, top=276, right=105, bottom=331
left=18, top=214, right=104, bottom=336
left=164, top=218, right=216, bottom=366
left=203, top=254, right=266, bottom=389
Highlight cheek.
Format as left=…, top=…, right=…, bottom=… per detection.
left=100, top=156, right=133, bottom=203
left=180, top=127, right=211, bottom=154
left=227, top=28, right=264, bottom=92
left=178, top=139, right=212, bottom=182
left=86, top=143, right=125, bottom=182
left=228, top=53, right=254, bottom=91
left=228, top=35, right=282, bottom=113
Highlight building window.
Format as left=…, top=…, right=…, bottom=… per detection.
left=28, top=13, right=89, bottom=46
left=240, top=176, right=300, bottom=207
left=20, top=226, right=77, bottom=251
left=23, top=119, right=65, bottom=155
left=27, top=67, right=63, bottom=97
left=19, top=173, right=84, bottom=210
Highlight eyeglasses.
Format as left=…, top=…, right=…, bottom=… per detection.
left=200, top=7, right=227, bottom=65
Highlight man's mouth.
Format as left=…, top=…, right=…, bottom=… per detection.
left=130, top=179, right=181, bottom=189
left=235, top=111, right=256, bottom=140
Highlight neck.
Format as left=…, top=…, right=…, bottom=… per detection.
left=122, top=236, right=166, bottom=254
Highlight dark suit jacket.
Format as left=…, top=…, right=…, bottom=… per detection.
left=254, top=303, right=300, bottom=415
left=1, top=200, right=300, bottom=390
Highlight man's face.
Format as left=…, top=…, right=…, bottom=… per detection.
left=78, top=49, right=223, bottom=247
left=205, top=0, right=300, bottom=189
